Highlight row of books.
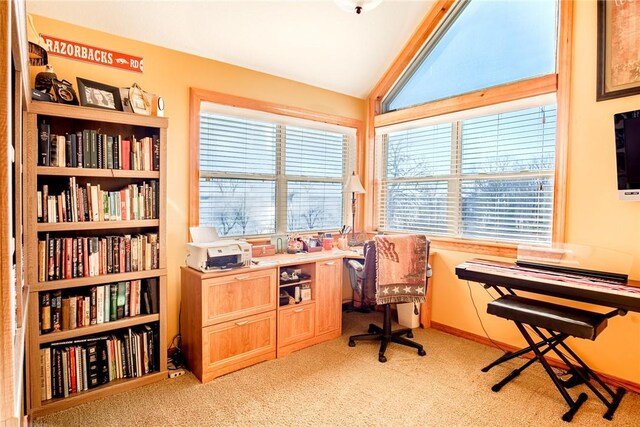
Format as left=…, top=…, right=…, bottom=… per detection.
left=38, top=122, right=159, bottom=171
left=37, top=233, right=159, bottom=282
left=39, top=279, right=159, bottom=335
left=38, top=179, right=159, bottom=223
left=39, top=326, right=159, bottom=401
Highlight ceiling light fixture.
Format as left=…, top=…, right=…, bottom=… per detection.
left=335, top=0, right=383, bottom=15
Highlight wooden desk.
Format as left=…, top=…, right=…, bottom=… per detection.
left=181, top=250, right=346, bottom=383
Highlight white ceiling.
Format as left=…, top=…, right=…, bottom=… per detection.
left=27, top=0, right=434, bottom=99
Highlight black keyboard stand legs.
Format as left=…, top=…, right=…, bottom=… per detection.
left=485, top=323, right=625, bottom=422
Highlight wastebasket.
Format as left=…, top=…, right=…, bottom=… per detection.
left=397, top=302, right=420, bottom=328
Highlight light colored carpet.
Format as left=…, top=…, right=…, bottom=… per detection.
left=34, top=311, right=640, bottom=426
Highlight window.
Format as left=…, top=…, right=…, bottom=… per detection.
left=383, top=0, right=558, bottom=112
left=378, top=97, right=556, bottom=244
left=197, top=103, right=355, bottom=237
left=372, top=0, right=562, bottom=247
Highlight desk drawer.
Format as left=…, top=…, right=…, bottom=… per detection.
left=202, top=310, right=277, bottom=379
left=278, top=303, right=315, bottom=348
left=202, top=269, right=277, bottom=326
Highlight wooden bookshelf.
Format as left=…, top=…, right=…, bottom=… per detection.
left=30, top=269, right=167, bottom=292
left=38, top=314, right=160, bottom=344
left=1, top=1, right=30, bottom=425
left=24, top=102, right=168, bottom=418
left=37, top=166, right=160, bottom=179
left=37, top=219, right=160, bottom=232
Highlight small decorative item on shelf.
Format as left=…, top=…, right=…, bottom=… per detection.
left=51, top=79, right=79, bottom=105
left=287, top=235, right=303, bottom=254
left=125, top=83, right=153, bottom=115
left=77, top=77, right=123, bottom=111
left=280, top=271, right=300, bottom=285
left=322, top=233, right=333, bottom=250
left=303, top=237, right=322, bottom=253
left=300, top=284, right=311, bottom=301
left=35, top=65, right=57, bottom=92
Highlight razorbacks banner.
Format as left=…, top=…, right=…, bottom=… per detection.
left=41, top=35, right=144, bottom=73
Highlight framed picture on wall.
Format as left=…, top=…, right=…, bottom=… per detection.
left=77, top=77, right=123, bottom=110
left=597, top=1, right=640, bottom=101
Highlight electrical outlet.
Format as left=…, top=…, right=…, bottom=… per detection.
left=168, top=369, right=185, bottom=379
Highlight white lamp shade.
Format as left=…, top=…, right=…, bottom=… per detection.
left=345, top=173, right=366, bottom=194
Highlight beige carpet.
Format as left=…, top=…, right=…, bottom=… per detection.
left=34, top=311, right=640, bottom=426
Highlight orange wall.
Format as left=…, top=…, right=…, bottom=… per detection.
left=430, top=0, right=640, bottom=385
left=30, top=15, right=367, bottom=344
left=31, top=1, right=640, bottom=387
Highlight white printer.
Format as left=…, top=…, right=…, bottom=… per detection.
left=186, top=227, right=251, bottom=272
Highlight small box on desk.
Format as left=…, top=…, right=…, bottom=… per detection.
left=252, top=244, right=276, bottom=257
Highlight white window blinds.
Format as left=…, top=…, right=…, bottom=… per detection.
left=199, top=103, right=355, bottom=237
left=377, top=96, right=556, bottom=244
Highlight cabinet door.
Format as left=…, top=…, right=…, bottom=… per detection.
left=315, top=259, right=342, bottom=336
left=203, top=310, right=276, bottom=380
left=202, top=269, right=277, bottom=326
left=278, top=303, right=315, bottom=348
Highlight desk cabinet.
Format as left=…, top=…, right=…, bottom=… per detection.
left=278, top=303, right=315, bottom=347
left=181, top=254, right=345, bottom=382
left=315, top=260, right=342, bottom=337
left=181, top=267, right=277, bottom=383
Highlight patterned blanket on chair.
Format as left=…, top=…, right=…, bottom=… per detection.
left=375, top=234, right=428, bottom=305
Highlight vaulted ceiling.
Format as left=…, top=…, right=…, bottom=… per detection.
left=27, top=0, right=434, bottom=99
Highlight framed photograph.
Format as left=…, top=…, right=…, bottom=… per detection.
left=597, top=1, right=640, bottom=101
left=76, top=77, right=123, bottom=110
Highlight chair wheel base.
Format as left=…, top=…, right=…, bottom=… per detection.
left=348, top=339, right=356, bottom=347
left=407, top=331, right=414, bottom=338
left=379, top=355, right=387, bottom=363
left=418, top=348, right=426, bottom=356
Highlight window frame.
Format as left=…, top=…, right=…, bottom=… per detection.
left=366, top=0, right=573, bottom=256
left=189, top=88, right=364, bottom=240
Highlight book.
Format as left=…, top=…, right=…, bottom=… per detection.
left=152, top=135, right=160, bottom=171
left=110, top=284, right=117, bottom=322
left=97, top=133, right=104, bottom=169
left=39, top=121, right=50, bottom=166
left=96, top=286, right=104, bottom=324
left=76, top=296, right=83, bottom=328
left=87, top=343, right=99, bottom=388
left=103, top=284, right=111, bottom=323
left=69, top=296, right=77, bottom=329
left=82, top=130, right=90, bottom=168
left=41, top=292, right=52, bottom=333
left=116, top=282, right=126, bottom=320
left=69, top=347, right=77, bottom=394
left=90, top=130, right=98, bottom=169
left=51, top=290, right=62, bottom=332
left=61, top=297, right=70, bottom=331
left=75, top=131, right=83, bottom=168
left=44, top=347, right=52, bottom=400
left=90, top=286, right=97, bottom=325
left=83, top=295, right=90, bottom=327
left=65, top=133, right=72, bottom=167
left=61, top=350, right=69, bottom=397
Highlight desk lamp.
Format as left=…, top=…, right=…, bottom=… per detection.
left=344, top=172, right=366, bottom=245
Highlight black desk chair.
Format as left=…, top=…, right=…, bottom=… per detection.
left=345, top=241, right=375, bottom=313
left=348, top=235, right=430, bottom=363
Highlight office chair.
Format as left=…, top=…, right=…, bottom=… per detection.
left=345, top=241, right=376, bottom=313
left=348, top=234, right=430, bottom=363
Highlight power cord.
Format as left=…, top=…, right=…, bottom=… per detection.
left=167, top=303, right=185, bottom=370
left=467, top=281, right=509, bottom=353
left=167, top=333, right=184, bottom=370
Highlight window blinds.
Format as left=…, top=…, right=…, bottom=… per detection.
left=199, top=103, right=354, bottom=237
left=377, top=100, right=556, bottom=244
